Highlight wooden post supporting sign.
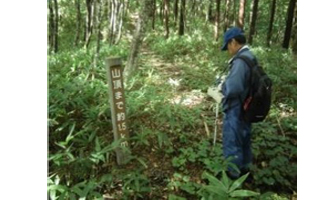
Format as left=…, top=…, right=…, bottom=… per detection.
left=105, top=57, right=130, bottom=165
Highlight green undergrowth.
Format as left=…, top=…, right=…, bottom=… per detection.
left=48, top=28, right=296, bottom=199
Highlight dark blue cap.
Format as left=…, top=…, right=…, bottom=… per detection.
left=221, top=27, right=244, bottom=51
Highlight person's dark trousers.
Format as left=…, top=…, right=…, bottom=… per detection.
left=222, top=105, right=252, bottom=179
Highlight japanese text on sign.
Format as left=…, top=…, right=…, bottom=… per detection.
left=111, top=68, right=128, bottom=147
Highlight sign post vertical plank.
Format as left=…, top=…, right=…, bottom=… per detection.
left=105, top=57, right=130, bottom=165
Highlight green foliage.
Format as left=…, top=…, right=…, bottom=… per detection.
left=167, top=173, right=200, bottom=196
left=122, top=170, right=151, bottom=199
left=49, top=0, right=297, bottom=197
left=199, top=171, right=260, bottom=199
left=48, top=175, right=103, bottom=200
left=251, top=122, right=297, bottom=190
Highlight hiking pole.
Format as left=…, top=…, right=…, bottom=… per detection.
left=213, top=102, right=219, bottom=146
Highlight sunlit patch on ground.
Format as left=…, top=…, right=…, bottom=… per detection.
left=169, top=90, right=205, bottom=108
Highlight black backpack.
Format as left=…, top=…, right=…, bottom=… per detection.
left=236, top=55, right=272, bottom=123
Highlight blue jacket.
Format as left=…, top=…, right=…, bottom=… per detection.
left=222, top=46, right=256, bottom=112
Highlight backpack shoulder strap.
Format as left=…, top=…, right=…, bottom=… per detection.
left=235, top=55, right=255, bottom=81
left=235, top=55, right=257, bottom=69
left=234, top=55, right=257, bottom=99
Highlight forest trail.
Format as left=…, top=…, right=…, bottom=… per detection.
left=139, top=43, right=208, bottom=108
left=125, top=13, right=208, bottom=108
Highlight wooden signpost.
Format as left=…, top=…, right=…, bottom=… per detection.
left=105, top=57, right=129, bottom=165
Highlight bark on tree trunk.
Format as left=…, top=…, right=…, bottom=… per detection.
left=174, top=0, right=179, bottom=27
left=231, top=0, right=236, bottom=27
left=214, top=0, right=221, bottom=41
left=109, top=0, right=116, bottom=45
left=164, top=0, right=169, bottom=38
left=115, top=0, right=124, bottom=44
left=53, top=0, right=59, bottom=53
left=248, top=0, right=259, bottom=45
left=237, top=0, right=246, bottom=29
left=93, top=0, right=103, bottom=71
left=160, top=0, right=164, bottom=23
left=152, top=0, right=156, bottom=29
left=266, top=0, right=276, bottom=47
left=85, top=0, right=94, bottom=49
left=75, top=0, right=81, bottom=47
left=124, top=0, right=151, bottom=80
left=48, top=0, right=54, bottom=53
left=178, top=0, right=185, bottom=35
left=206, top=0, right=213, bottom=22
left=248, top=0, right=253, bottom=28
left=95, top=0, right=102, bottom=55
left=290, top=2, right=297, bottom=53
left=223, top=0, right=230, bottom=32
left=282, top=0, right=296, bottom=49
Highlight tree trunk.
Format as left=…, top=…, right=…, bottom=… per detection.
left=75, top=0, right=81, bottom=47
left=93, top=0, right=103, bottom=71
left=164, top=0, right=170, bottom=38
left=223, top=0, right=230, bottom=32
left=282, top=0, right=296, bottom=49
left=160, top=0, right=164, bottom=23
left=248, top=0, right=259, bottom=45
left=174, top=0, right=179, bottom=27
left=95, top=0, right=102, bottom=55
left=214, top=0, right=221, bottom=41
left=248, top=0, right=253, bottom=27
left=85, top=0, right=94, bottom=49
left=124, top=0, right=151, bottom=80
left=115, top=0, right=124, bottom=44
left=206, top=0, right=213, bottom=22
left=48, top=0, right=54, bottom=53
left=53, top=0, right=59, bottom=53
left=231, top=0, right=236, bottom=27
left=152, top=0, right=156, bottom=29
left=291, top=2, right=297, bottom=53
left=178, top=0, right=185, bottom=35
left=266, top=0, right=276, bottom=47
left=109, top=0, right=116, bottom=45
left=237, top=0, right=246, bottom=29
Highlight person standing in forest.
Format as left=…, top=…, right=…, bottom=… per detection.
left=220, top=27, right=257, bottom=180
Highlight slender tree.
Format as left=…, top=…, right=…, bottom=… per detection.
left=178, top=0, right=186, bottom=35
left=248, top=0, right=253, bottom=27
left=53, top=0, right=59, bottom=53
left=290, top=2, right=297, bottom=53
left=108, top=0, right=116, bottom=45
left=152, top=0, right=156, bottom=29
left=214, top=0, right=221, bottom=41
left=124, top=0, right=151, bottom=79
left=85, top=0, right=94, bottom=49
left=266, top=0, right=276, bottom=47
left=223, top=0, right=231, bottom=32
left=206, top=0, right=213, bottom=22
left=48, top=0, right=54, bottom=53
left=282, top=0, right=296, bottom=49
left=248, top=0, right=259, bottom=45
left=160, top=0, right=164, bottom=23
left=75, top=0, right=81, bottom=47
left=237, top=0, right=246, bottom=29
left=231, top=0, right=236, bottom=27
left=115, top=0, right=124, bottom=44
left=92, top=0, right=103, bottom=71
left=95, top=0, right=102, bottom=55
left=174, top=0, right=179, bottom=27
left=164, top=0, right=170, bottom=38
